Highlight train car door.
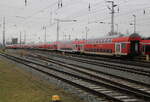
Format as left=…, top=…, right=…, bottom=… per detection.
left=130, top=41, right=140, bottom=55
left=115, top=43, right=121, bottom=55
left=80, top=44, right=84, bottom=52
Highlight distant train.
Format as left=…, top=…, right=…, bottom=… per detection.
left=6, top=34, right=150, bottom=56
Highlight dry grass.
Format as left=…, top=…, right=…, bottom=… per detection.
left=0, top=57, right=85, bottom=102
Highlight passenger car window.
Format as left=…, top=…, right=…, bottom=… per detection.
left=122, top=43, right=126, bottom=49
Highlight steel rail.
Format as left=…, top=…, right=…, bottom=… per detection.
left=45, top=53, right=150, bottom=77
left=28, top=53, right=150, bottom=101
left=0, top=53, right=147, bottom=102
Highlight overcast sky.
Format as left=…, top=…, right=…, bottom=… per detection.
left=0, top=0, right=150, bottom=43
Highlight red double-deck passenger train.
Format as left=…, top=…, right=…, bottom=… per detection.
left=56, top=34, right=141, bottom=56
left=7, top=34, right=146, bottom=57
left=84, top=34, right=141, bottom=56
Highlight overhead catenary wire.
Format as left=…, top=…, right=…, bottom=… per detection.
left=2, top=0, right=150, bottom=42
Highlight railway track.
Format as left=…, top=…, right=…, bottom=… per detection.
left=8, top=49, right=150, bottom=85
left=26, top=53, right=150, bottom=101
left=39, top=53, right=150, bottom=86
left=29, top=48, right=150, bottom=68
left=32, top=52, right=150, bottom=77
left=54, top=52, right=150, bottom=68
left=73, top=54, right=150, bottom=68
left=28, top=53, right=150, bottom=88
left=65, top=55, right=150, bottom=76
left=8, top=48, right=150, bottom=68
left=1, top=53, right=150, bottom=102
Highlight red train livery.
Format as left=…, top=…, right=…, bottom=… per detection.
left=141, top=39, right=150, bottom=55
left=7, top=34, right=149, bottom=56
left=84, top=34, right=141, bottom=56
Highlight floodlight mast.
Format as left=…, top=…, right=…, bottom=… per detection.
left=54, top=19, right=77, bottom=42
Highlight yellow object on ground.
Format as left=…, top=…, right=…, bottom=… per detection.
left=52, top=95, right=61, bottom=102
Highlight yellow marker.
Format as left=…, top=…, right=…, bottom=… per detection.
left=52, top=95, right=61, bottom=102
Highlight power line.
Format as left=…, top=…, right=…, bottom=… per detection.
left=17, top=1, right=58, bottom=25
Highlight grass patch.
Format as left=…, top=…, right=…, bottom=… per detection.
left=0, top=57, right=85, bottom=102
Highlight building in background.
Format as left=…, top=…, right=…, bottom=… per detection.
left=11, top=38, right=18, bottom=44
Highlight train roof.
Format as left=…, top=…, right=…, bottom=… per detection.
left=112, top=34, right=141, bottom=42
left=72, top=40, right=85, bottom=44
left=86, top=33, right=141, bottom=41
left=142, top=37, right=150, bottom=40
left=87, top=35, right=119, bottom=41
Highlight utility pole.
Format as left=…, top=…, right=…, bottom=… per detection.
left=107, top=1, right=117, bottom=36
left=56, top=20, right=59, bottom=42
left=43, top=26, right=47, bottom=43
left=69, top=34, right=71, bottom=40
left=133, top=14, right=136, bottom=33
left=25, top=0, right=27, bottom=6
left=64, top=34, right=67, bottom=40
left=44, top=27, right=46, bottom=43
left=3, top=17, right=5, bottom=48
left=24, top=30, right=26, bottom=44
left=85, top=26, right=89, bottom=42
left=50, top=11, right=53, bottom=25
left=115, top=24, right=119, bottom=34
left=20, top=32, right=22, bottom=46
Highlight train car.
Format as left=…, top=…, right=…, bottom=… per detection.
left=12, top=44, right=21, bottom=49
left=84, top=37, right=113, bottom=56
left=43, top=44, right=54, bottom=50
left=72, top=40, right=85, bottom=53
left=6, top=45, right=13, bottom=49
left=57, top=40, right=85, bottom=53
left=39, top=42, right=59, bottom=51
left=22, top=44, right=30, bottom=49
left=113, top=34, right=141, bottom=56
left=50, top=41, right=59, bottom=50
left=84, top=34, right=141, bottom=56
left=141, top=39, right=150, bottom=55
left=57, top=41, right=73, bottom=52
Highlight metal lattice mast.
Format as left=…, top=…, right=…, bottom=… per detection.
left=107, top=1, right=117, bottom=35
